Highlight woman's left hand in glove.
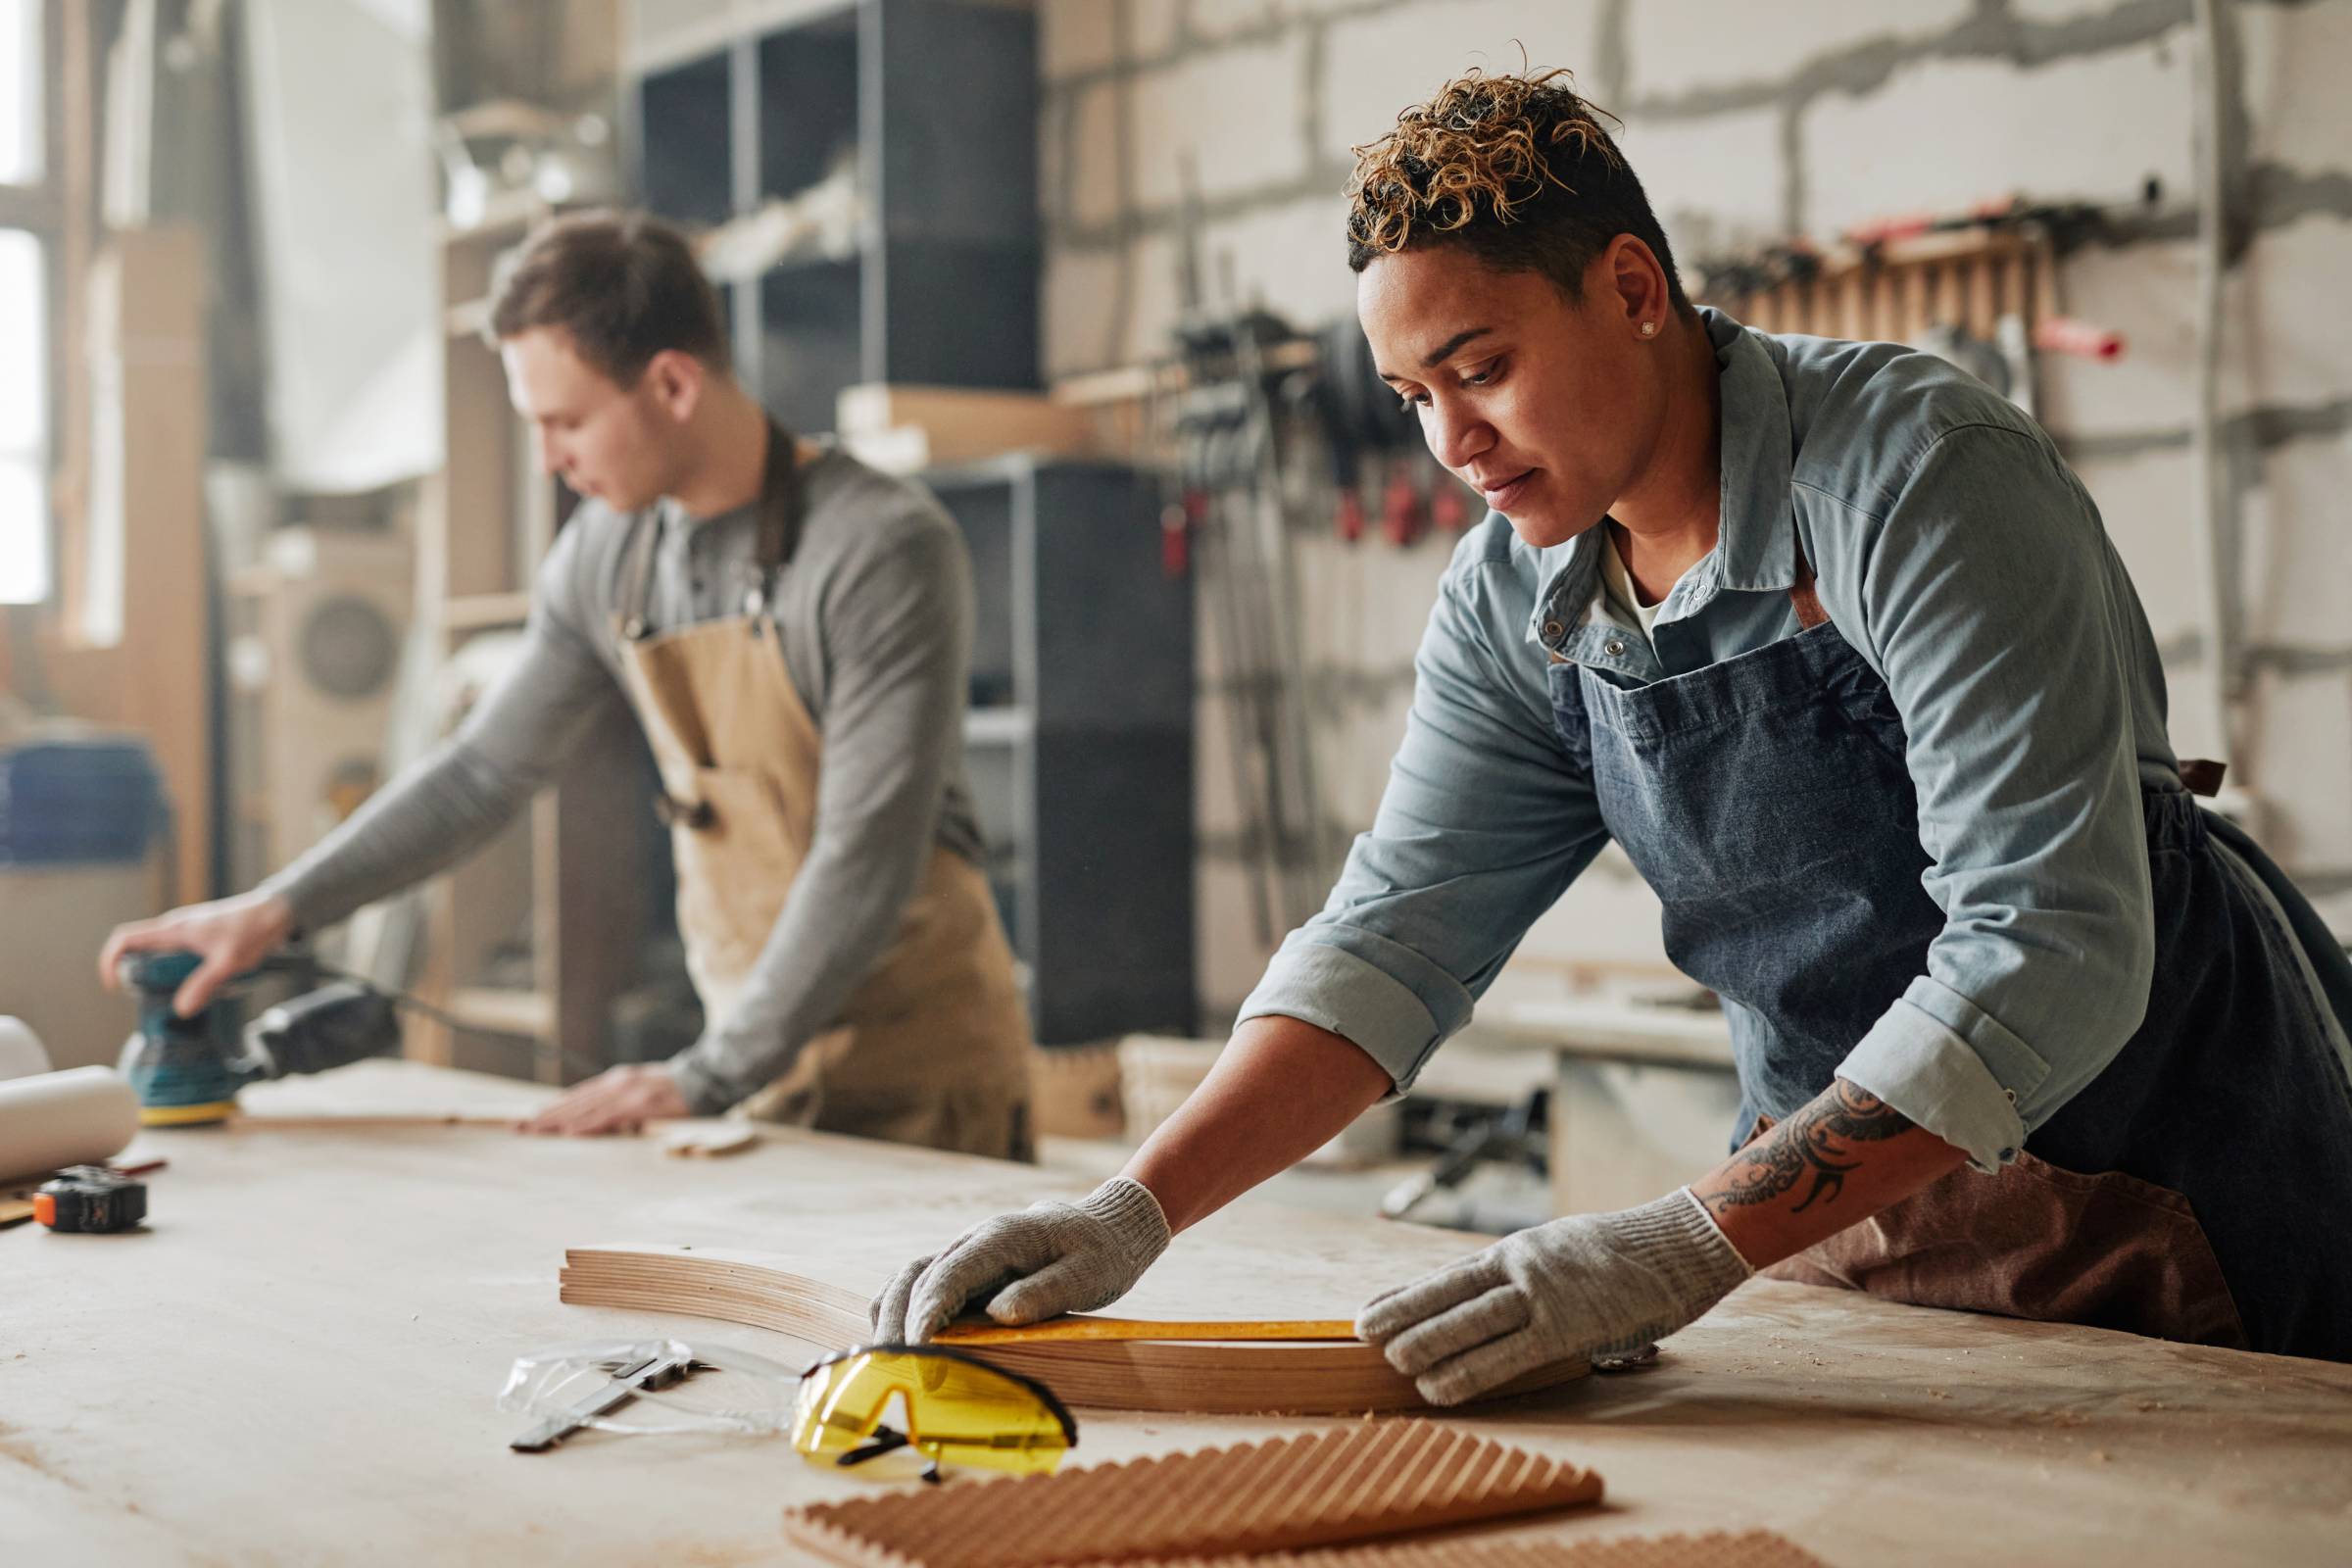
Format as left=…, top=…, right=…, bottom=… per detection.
left=1357, top=1187, right=1752, bottom=1405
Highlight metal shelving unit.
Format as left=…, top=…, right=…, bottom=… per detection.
left=625, top=0, right=1041, bottom=434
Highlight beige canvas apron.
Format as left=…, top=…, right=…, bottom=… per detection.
left=609, top=422, right=1033, bottom=1159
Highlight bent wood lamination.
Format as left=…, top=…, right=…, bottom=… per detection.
left=558, top=1246, right=1587, bottom=1414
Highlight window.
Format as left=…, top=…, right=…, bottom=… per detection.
left=0, top=228, right=43, bottom=602
left=0, top=0, right=49, bottom=605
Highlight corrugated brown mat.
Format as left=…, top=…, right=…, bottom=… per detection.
left=782, top=1419, right=1605, bottom=1567
left=1128, top=1530, right=1830, bottom=1566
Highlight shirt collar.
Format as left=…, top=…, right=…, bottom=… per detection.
left=1527, top=308, right=1797, bottom=660
left=1707, top=307, right=1799, bottom=595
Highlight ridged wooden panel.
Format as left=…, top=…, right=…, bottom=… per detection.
left=781, top=1420, right=1604, bottom=1567
left=1130, top=1529, right=1829, bottom=1566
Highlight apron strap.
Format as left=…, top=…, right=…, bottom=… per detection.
left=612, top=416, right=805, bottom=828
left=2178, top=759, right=2227, bottom=798
left=614, top=506, right=666, bottom=645
left=612, top=509, right=705, bottom=816
left=613, top=416, right=805, bottom=645
left=744, top=417, right=805, bottom=622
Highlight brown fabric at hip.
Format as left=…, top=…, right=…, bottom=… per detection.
left=1746, top=1115, right=2247, bottom=1349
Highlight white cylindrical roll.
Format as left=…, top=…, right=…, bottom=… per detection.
left=0, top=1016, right=51, bottom=1082
left=0, top=1066, right=140, bottom=1184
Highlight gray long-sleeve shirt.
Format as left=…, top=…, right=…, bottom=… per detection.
left=261, top=443, right=985, bottom=1113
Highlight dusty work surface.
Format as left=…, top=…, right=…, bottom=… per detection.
left=5, top=1061, right=2348, bottom=1566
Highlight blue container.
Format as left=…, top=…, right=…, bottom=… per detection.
left=0, top=739, right=164, bottom=865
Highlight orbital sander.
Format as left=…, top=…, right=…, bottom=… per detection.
left=116, top=952, right=402, bottom=1125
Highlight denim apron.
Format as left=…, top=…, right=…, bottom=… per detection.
left=1546, top=564, right=2352, bottom=1361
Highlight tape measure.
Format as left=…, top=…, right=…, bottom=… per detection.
left=935, top=1316, right=1358, bottom=1346
left=34, top=1165, right=148, bottom=1233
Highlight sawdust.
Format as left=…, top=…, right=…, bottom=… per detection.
left=0, top=1421, right=81, bottom=1491
left=658, top=1544, right=789, bottom=1568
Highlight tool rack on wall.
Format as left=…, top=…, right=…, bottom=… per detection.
left=1696, top=211, right=2128, bottom=415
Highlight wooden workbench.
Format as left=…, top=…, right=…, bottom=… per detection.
left=6, top=1061, right=2347, bottom=1565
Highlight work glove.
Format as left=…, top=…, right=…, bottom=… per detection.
left=1358, top=1188, right=1751, bottom=1406
left=868, top=1177, right=1173, bottom=1345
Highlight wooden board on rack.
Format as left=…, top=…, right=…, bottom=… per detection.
left=836, top=382, right=1097, bottom=466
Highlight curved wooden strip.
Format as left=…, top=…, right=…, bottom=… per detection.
left=559, top=1246, right=1586, bottom=1415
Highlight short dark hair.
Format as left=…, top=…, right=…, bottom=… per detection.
left=1345, top=68, right=1692, bottom=318
left=488, top=208, right=729, bottom=385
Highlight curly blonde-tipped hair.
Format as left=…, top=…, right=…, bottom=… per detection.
left=1344, top=67, right=1690, bottom=315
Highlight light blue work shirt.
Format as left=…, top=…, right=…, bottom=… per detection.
left=1240, top=309, right=2186, bottom=1171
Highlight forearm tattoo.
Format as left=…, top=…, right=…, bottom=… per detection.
left=1708, top=1078, right=1913, bottom=1216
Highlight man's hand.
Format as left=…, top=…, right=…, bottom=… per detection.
left=869, top=1178, right=1172, bottom=1344
left=1357, top=1188, right=1751, bottom=1406
left=99, top=891, right=296, bottom=1017
left=516, top=1062, right=689, bottom=1136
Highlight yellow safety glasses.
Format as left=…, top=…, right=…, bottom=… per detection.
left=792, top=1343, right=1078, bottom=1483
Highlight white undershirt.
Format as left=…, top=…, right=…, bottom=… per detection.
left=1597, top=525, right=1668, bottom=641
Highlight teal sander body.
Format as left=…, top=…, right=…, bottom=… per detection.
left=117, top=952, right=401, bottom=1124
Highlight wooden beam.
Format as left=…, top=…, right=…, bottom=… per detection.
left=51, top=0, right=95, bottom=629
left=0, top=186, right=61, bottom=227
left=45, top=227, right=212, bottom=902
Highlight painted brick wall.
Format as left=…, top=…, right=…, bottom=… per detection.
left=1036, top=0, right=2352, bottom=1020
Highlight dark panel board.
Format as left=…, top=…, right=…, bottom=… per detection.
left=1032, top=466, right=1193, bottom=731
left=868, top=0, right=1040, bottom=247
left=637, top=52, right=734, bottom=228
left=760, top=257, right=864, bottom=433
left=756, top=12, right=858, bottom=200
left=936, top=479, right=1017, bottom=708
left=873, top=239, right=1040, bottom=389
left=1032, top=729, right=1199, bottom=1044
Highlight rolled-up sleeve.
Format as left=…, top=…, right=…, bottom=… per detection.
left=1829, top=425, right=2156, bottom=1170
left=1237, top=533, right=1608, bottom=1094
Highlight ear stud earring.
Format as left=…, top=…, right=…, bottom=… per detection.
left=1640, top=321, right=1657, bottom=337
